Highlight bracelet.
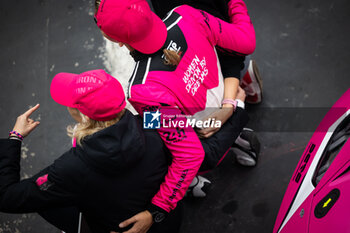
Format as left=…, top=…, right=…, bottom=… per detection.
left=8, top=136, right=22, bottom=141
left=9, top=131, right=24, bottom=140
left=222, top=99, right=237, bottom=110
left=235, top=99, right=245, bottom=109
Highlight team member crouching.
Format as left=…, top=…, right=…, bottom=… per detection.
left=94, top=0, right=255, bottom=231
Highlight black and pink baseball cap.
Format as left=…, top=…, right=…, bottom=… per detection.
left=94, top=0, right=167, bottom=54
left=50, top=69, right=126, bottom=121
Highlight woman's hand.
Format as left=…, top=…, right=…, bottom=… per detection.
left=111, top=210, right=153, bottom=233
left=196, top=106, right=234, bottom=138
left=196, top=87, right=247, bottom=138
left=11, top=104, right=40, bottom=138
left=236, top=86, right=246, bottom=102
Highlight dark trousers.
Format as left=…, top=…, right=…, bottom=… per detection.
left=200, top=108, right=249, bottom=172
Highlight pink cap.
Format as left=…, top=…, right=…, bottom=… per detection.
left=50, top=69, right=126, bottom=121
left=95, top=0, right=167, bottom=54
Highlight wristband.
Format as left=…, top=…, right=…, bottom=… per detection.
left=222, top=99, right=237, bottom=110
left=235, top=99, right=245, bottom=109
left=147, top=204, right=168, bottom=223
left=150, top=210, right=166, bottom=223
left=9, top=131, right=24, bottom=141
left=8, top=136, right=22, bottom=141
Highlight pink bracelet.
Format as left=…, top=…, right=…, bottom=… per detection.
left=9, top=131, right=24, bottom=140
left=222, top=99, right=237, bottom=110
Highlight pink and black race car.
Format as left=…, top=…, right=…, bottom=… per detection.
left=274, top=88, right=350, bottom=233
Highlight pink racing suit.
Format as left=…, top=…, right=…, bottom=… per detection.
left=128, top=0, right=255, bottom=213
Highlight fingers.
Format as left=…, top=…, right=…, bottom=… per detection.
left=239, top=86, right=246, bottom=96
left=236, top=87, right=246, bottom=102
left=198, top=127, right=218, bottom=138
left=29, top=121, right=40, bottom=131
left=202, top=129, right=217, bottom=138
left=28, top=119, right=40, bottom=125
left=119, top=216, right=137, bottom=228
left=196, top=129, right=209, bottom=138
left=196, top=128, right=206, bottom=134
left=12, top=115, right=40, bottom=138
left=202, top=133, right=210, bottom=138
left=23, top=104, right=40, bottom=118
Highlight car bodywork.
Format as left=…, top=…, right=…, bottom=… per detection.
left=274, top=88, right=350, bottom=233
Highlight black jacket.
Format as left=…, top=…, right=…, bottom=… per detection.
left=0, top=107, right=248, bottom=232
left=150, top=0, right=229, bottom=21
left=0, top=110, right=169, bottom=233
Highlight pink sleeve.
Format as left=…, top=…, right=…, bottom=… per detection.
left=153, top=107, right=204, bottom=212
left=129, top=98, right=204, bottom=212
left=228, top=0, right=256, bottom=54
left=194, top=0, right=256, bottom=55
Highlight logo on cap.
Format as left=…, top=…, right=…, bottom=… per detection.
left=143, top=110, right=161, bottom=129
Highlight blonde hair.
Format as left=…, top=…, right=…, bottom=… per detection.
left=67, top=109, right=126, bottom=146
left=163, top=49, right=182, bottom=66
left=95, top=0, right=101, bottom=12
